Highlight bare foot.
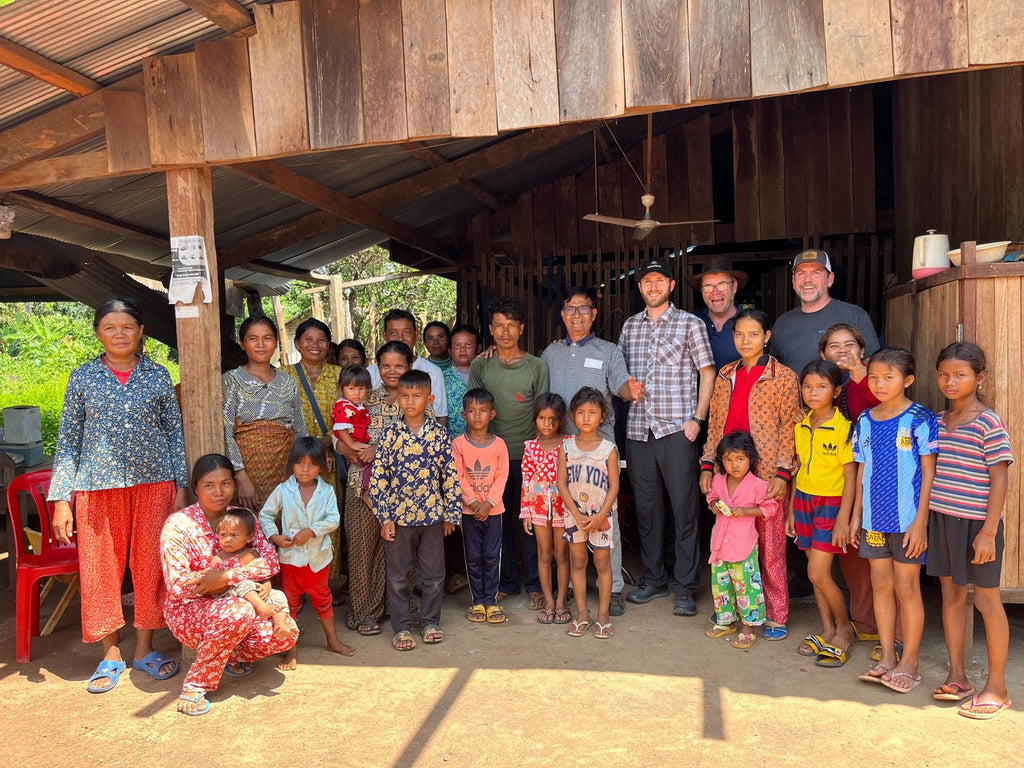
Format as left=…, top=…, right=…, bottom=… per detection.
left=277, top=649, right=298, bottom=671
left=326, top=638, right=357, bottom=657
left=272, top=613, right=298, bottom=639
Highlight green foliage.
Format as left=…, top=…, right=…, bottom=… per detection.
left=0, top=302, right=179, bottom=452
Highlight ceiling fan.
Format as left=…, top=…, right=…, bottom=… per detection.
left=583, top=115, right=718, bottom=242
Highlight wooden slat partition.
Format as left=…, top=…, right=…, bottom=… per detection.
left=968, top=0, right=1024, bottom=65
left=248, top=2, right=309, bottom=156
left=891, top=0, right=968, bottom=76
left=822, top=0, right=894, bottom=85
left=445, top=0, right=497, bottom=136
left=195, top=37, right=257, bottom=162
left=554, top=0, right=624, bottom=121
left=144, top=53, right=205, bottom=166
left=749, top=0, right=827, bottom=96
left=492, top=0, right=559, bottom=130
left=359, top=0, right=408, bottom=143
left=621, top=0, right=690, bottom=108
left=402, top=0, right=451, bottom=138
left=302, top=0, right=364, bottom=149
left=688, top=0, right=751, bottom=101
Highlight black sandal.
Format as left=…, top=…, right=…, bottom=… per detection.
left=356, top=620, right=381, bottom=636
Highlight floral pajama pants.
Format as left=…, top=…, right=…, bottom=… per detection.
left=165, top=597, right=298, bottom=693
left=756, top=500, right=790, bottom=624
left=711, top=547, right=765, bottom=626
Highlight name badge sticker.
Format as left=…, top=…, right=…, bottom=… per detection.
left=584, top=358, right=603, bottom=370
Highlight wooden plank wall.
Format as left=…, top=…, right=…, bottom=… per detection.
left=136, top=0, right=1024, bottom=167
left=885, top=273, right=1024, bottom=588
left=893, top=67, right=1024, bottom=280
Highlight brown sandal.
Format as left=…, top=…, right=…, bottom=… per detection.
left=528, top=591, right=545, bottom=610
left=536, top=609, right=555, bottom=624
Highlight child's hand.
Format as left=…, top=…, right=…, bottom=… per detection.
left=767, top=477, right=788, bottom=501
left=357, top=444, right=376, bottom=465
left=784, top=512, right=796, bottom=538
left=474, top=501, right=491, bottom=522
left=291, top=528, right=314, bottom=546
left=831, top=519, right=850, bottom=551
left=522, top=518, right=534, bottom=536
left=442, top=521, right=456, bottom=537
left=380, top=521, right=396, bottom=541
left=270, top=533, right=294, bottom=548
left=903, top=522, right=928, bottom=559
left=699, top=471, right=713, bottom=495
left=971, top=532, right=997, bottom=564
left=258, top=581, right=272, bottom=600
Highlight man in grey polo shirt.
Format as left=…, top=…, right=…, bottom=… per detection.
left=541, top=286, right=638, bottom=616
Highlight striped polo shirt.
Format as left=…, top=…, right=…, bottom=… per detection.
left=930, top=408, right=1013, bottom=521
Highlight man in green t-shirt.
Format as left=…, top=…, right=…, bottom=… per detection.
left=469, top=297, right=549, bottom=603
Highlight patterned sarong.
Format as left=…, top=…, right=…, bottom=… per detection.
left=233, top=420, right=294, bottom=509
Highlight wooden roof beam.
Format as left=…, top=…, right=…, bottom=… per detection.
left=0, top=35, right=101, bottom=97
left=6, top=191, right=167, bottom=248
left=227, top=161, right=457, bottom=265
left=245, top=258, right=330, bottom=283
left=0, top=73, right=142, bottom=173
left=401, top=142, right=506, bottom=211
left=179, top=0, right=256, bottom=36
left=0, top=152, right=141, bottom=193
left=0, top=242, right=79, bottom=279
left=220, top=121, right=597, bottom=268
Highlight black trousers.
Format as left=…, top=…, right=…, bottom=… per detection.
left=626, top=429, right=702, bottom=597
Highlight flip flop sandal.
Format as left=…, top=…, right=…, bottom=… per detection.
left=178, top=691, right=211, bottom=716
left=849, top=621, right=879, bottom=642
left=392, top=630, right=416, bottom=651
left=552, top=608, right=573, bottom=625
left=881, top=671, right=922, bottom=694
left=527, top=592, right=546, bottom=610
left=421, top=625, right=444, bottom=644
left=356, top=620, right=382, bottom=636
left=536, top=608, right=556, bottom=624
left=87, top=660, right=126, bottom=694
left=705, top=623, right=738, bottom=639
left=223, top=661, right=254, bottom=678
left=762, top=622, right=787, bottom=641
left=593, top=622, right=613, bottom=639
left=858, top=664, right=891, bottom=684
left=932, top=682, right=976, bottom=702
left=870, top=640, right=903, bottom=662
left=732, top=631, right=756, bottom=649
left=467, top=604, right=487, bottom=623
left=958, top=696, right=1013, bottom=720
left=815, top=644, right=849, bottom=668
left=798, top=634, right=826, bottom=656
left=132, top=650, right=180, bottom=681
left=567, top=620, right=591, bottom=637
left=486, top=605, right=507, bottom=624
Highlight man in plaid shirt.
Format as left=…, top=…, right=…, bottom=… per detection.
left=618, top=258, right=716, bottom=617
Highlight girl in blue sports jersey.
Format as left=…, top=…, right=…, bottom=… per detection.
left=851, top=348, right=937, bottom=694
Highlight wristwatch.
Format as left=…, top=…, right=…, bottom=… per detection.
left=692, top=417, right=708, bottom=428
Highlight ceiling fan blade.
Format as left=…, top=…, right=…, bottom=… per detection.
left=632, top=226, right=654, bottom=242
left=655, top=219, right=720, bottom=226
left=583, top=213, right=641, bottom=227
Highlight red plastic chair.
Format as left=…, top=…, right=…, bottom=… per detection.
left=6, top=469, right=79, bottom=663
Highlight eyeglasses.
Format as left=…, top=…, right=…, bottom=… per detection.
left=563, top=306, right=595, bottom=316
left=700, top=280, right=735, bottom=294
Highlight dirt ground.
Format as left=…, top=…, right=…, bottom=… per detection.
left=1, top=555, right=1021, bottom=768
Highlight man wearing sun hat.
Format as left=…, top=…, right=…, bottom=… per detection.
left=688, top=256, right=749, bottom=369
left=618, top=257, right=716, bottom=617
left=771, top=249, right=879, bottom=375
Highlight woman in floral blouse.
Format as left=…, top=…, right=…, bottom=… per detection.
left=49, top=297, right=188, bottom=693
left=222, top=316, right=307, bottom=510
left=161, top=454, right=298, bottom=715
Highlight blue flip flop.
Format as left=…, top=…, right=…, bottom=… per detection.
left=87, top=659, right=127, bottom=694
left=763, top=623, right=788, bottom=641
left=223, top=661, right=254, bottom=678
left=132, top=650, right=180, bottom=680
left=178, top=691, right=211, bottom=716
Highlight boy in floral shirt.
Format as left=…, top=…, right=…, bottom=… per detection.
left=368, top=370, right=461, bottom=651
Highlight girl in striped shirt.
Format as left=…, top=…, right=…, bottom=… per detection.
left=928, top=342, right=1013, bottom=719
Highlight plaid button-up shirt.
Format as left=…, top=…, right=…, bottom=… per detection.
left=618, top=303, right=714, bottom=441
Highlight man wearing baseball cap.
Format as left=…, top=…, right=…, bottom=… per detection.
left=770, top=249, right=879, bottom=374
left=618, top=258, right=716, bottom=617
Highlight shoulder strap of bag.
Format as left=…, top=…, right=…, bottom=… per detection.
left=293, top=364, right=330, bottom=436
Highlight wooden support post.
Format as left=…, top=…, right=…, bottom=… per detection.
left=166, top=167, right=225, bottom=466
left=311, top=291, right=323, bottom=322
left=271, top=295, right=291, bottom=364
left=330, top=274, right=347, bottom=342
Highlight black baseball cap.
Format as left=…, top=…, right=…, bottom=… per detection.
left=636, top=258, right=674, bottom=280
